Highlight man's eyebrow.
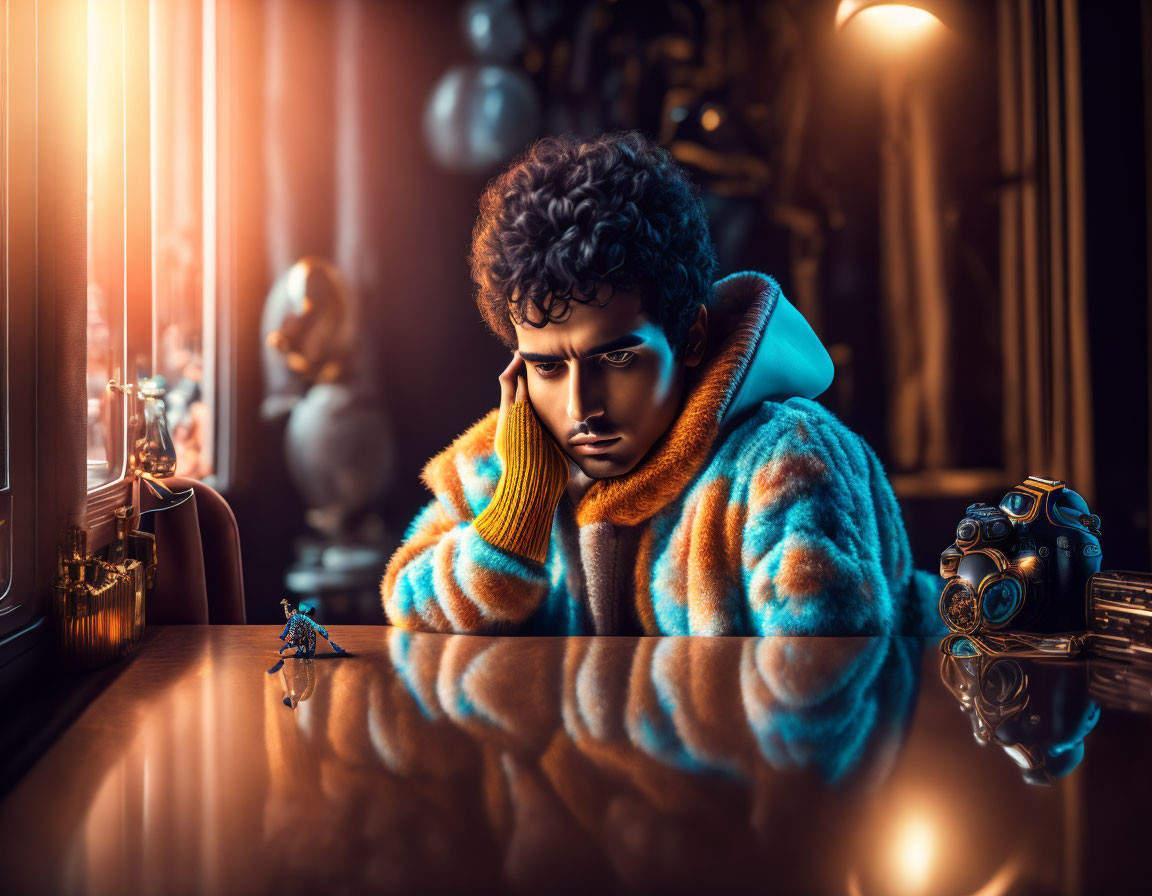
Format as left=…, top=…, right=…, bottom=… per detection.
left=519, top=334, right=646, bottom=364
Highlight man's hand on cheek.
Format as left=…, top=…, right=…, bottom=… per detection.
left=495, top=351, right=567, bottom=468
left=495, top=351, right=528, bottom=466
left=474, top=351, right=570, bottom=563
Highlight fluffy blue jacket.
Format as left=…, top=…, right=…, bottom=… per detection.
left=381, top=272, right=941, bottom=636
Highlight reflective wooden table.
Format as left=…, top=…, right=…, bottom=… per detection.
left=2, top=626, right=1151, bottom=895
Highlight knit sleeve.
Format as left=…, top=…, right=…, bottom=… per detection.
left=739, top=399, right=911, bottom=636
left=473, top=400, right=569, bottom=563
left=380, top=402, right=566, bottom=633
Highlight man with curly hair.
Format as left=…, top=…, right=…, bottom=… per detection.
left=381, top=130, right=936, bottom=635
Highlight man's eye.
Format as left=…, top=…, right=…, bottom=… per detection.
left=533, top=362, right=560, bottom=377
left=602, top=350, right=635, bottom=366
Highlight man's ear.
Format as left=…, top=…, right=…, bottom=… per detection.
left=684, top=304, right=709, bottom=368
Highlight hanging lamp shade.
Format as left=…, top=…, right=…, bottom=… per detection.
left=835, top=0, right=953, bottom=41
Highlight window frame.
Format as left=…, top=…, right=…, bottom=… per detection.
left=0, top=0, right=38, bottom=630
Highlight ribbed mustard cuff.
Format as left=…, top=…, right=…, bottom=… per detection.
left=473, top=400, right=569, bottom=564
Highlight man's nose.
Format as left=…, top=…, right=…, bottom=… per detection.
left=567, top=361, right=604, bottom=424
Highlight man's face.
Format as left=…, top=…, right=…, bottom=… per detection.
left=515, top=287, right=692, bottom=479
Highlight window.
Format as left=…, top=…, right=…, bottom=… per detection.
left=84, top=0, right=225, bottom=494
left=150, top=0, right=218, bottom=482
left=86, top=0, right=131, bottom=492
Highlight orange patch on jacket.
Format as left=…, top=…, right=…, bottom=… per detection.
left=687, top=478, right=737, bottom=632
left=421, top=409, right=499, bottom=521
left=433, top=535, right=484, bottom=631
left=725, top=502, right=747, bottom=570
left=633, top=527, right=660, bottom=634
left=774, top=543, right=833, bottom=598
left=468, top=562, right=544, bottom=624
left=749, top=452, right=828, bottom=512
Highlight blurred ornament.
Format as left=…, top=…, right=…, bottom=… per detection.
left=424, top=64, right=541, bottom=173
left=461, top=0, right=526, bottom=63
left=262, top=259, right=397, bottom=621
left=261, top=257, right=353, bottom=418
left=284, top=382, right=394, bottom=537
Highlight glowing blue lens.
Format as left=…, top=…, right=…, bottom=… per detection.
left=982, top=579, right=1023, bottom=625
left=1000, top=492, right=1034, bottom=517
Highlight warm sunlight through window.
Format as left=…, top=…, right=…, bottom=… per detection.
left=86, top=0, right=129, bottom=492
left=86, top=0, right=220, bottom=490
left=150, top=0, right=217, bottom=481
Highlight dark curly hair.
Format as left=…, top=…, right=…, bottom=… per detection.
left=469, top=130, right=718, bottom=352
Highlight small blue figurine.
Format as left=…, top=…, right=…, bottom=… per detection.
left=278, top=598, right=347, bottom=658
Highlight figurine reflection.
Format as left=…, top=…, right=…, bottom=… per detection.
left=266, top=657, right=316, bottom=710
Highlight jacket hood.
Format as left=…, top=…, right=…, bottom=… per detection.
left=574, top=271, right=833, bottom=527
left=716, top=272, right=834, bottom=428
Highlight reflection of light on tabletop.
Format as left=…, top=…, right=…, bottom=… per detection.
left=847, top=808, right=1022, bottom=896
left=969, top=857, right=1022, bottom=896
left=893, top=814, right=934, bottom=892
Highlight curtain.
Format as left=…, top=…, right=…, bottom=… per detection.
left=998, top=0, right=1094, bottom=499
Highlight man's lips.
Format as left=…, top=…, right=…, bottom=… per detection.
left=569, top=435, right=621, bottom=454
left=569, top=433, right=619, bottom=446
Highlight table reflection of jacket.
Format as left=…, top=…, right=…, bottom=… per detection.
left=384, top=630, right=919, bottom=783
left=382, top=272, right=940, bottom=635
left=259, top=632, right=919, bottom=893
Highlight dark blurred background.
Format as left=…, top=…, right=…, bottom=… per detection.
left=205, top=0, right=1151, bottom=623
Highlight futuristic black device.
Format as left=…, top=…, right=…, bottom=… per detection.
left=939, top=476, right=1102, bottom=636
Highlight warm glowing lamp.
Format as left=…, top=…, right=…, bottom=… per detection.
left=835, top=1, right=948, bottom=49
